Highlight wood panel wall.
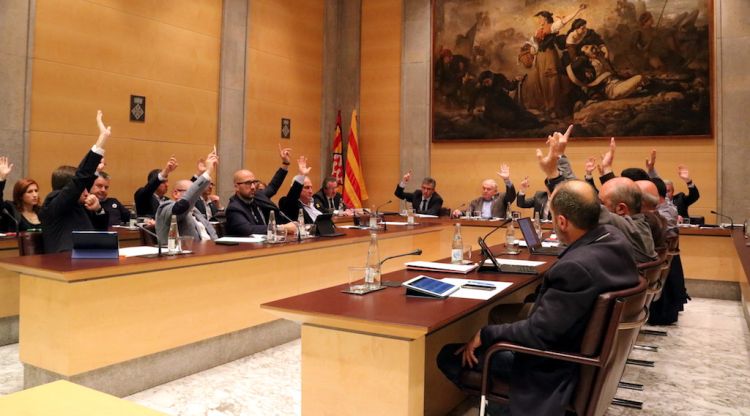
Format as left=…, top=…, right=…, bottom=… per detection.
left=359, top=0, right=403, bottom=209
left=246, top=0, right=324, bottom=192
left=29, top=0, right=222, bottom=204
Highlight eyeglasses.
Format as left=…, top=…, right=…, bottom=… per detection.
left=421, top=186, right=435, bottom=191
left=236, top=180, right=259, bottom=186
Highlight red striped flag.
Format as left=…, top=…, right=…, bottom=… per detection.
left=331, top=110, right=344, bottom=193
left=343, top=110, right=368, bottom=208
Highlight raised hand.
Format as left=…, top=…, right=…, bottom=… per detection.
left=497, top=163, right=511, bottom=181
left=0, top=156, right=14, bottom=181
left=297, top=155, right=312, bottom=176
left=584, top=156, right=596, bottom=176
left=536, top=137, right=558, bottom=178
left=402, top=170, right=412, bottom=183
left=645, top=149, right=656, bottom=172
left=600, top=137, right=616, bottom=174
left=551, top=124, right=574, bottom=156
left=520, top=176, right=530, bottom=192
left=163, top=155, right=179, bottom=177
left=677, top=164, right=691, bottom=183
left=204, top=151, right=219, bottom=177
left=95, top=110, right=111, bottom=148
left=279, top=144, right=292, bottom=165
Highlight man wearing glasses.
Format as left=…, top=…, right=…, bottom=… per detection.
left=394, top=170, right=444, bottom=216
left=224, top=145, right=298, bottom=236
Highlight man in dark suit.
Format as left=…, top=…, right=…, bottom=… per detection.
left=645, top=150, right=700, bottom=218
left=451, top=164, right=516, bottom=218
left=516, top=176, right=551, bottom=220
left=224, top=145, right=298, bottom=236
left=91, top=172, right=131, bottom=226
left=134, top=155, right=178, bottom=218
left=40, top=111, right=111, bottom=253
left=279, top=156, right=319, bottom=224
left=313, top=176, right=350, bottom=215
left=394, top=171, right=443, bottom=216
left=437, top=180, right=639, bottom=415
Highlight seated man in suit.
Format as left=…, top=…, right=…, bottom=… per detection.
left=279, top=156, right=320, bottom=224
left=155, top=151, right=219, bottom=243
left=40, top=110, right=111, bottom=253
left=91, top=170, right=131, bottom=227
left=437, top=179, right=639, bottom=416
left=635, top=179, right=667, bottom=250
left=313, top=176, right=352, bottom=216
left=190, top=159, right=224, bottom=221
left=134, top=155, right=178, bottom=218
left=645, top=150, right=700, bottom=219
left=451, top=164, right=516, bottom=218
left=224, top=145, right=298, bottom=236
left=393, top=171, right=443, bottom=216
left=516, top=176, right=551, bottom=220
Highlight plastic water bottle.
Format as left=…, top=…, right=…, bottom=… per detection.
left=533, top=211, right=543, bottom=239
left=506, top=216, right=518, bottom=253
left=167, top=215, right=179, bottom=254
left=298, top=208, right=306, bottom=237
left=365, top=232, right=381, bottom=289
left=451, top=223, right=464, bottom=264
left=267, top=210, right=276, bottom=242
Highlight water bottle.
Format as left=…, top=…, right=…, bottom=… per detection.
left=533, top=211, right=543, bottom=240
left=369, top=205, right=377, bottom=229
left=451, top=223, right=464, bottom=264
left=365, top=232, right=381, bottom=289
left=298, top=208, right=306, bottom=237
left=267, top=210, right=276, bottom=242
left=167, top=215, right=179, bottom=254
left=506, top=216, right=518, bottom=253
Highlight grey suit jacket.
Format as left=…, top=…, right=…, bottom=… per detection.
left=465, top=182, right=517, bottom=218
left=156, top=175, right=217, bottom=243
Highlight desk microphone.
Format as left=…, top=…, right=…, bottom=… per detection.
left=134, top=222, right=163, bottom=257
left=2, top=208, right=19, bottom=234
left=368, top=200, right=392, bottom=231
left=476, top=218, right=512, bottom=263
left=379, top=248, right=422, bottom=287
left=710, top=210, right=735, bottom=229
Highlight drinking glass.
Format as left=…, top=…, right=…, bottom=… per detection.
left=348, top=266, right=369, bottom=294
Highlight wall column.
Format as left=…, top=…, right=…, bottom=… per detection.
left=399, top=0, right=431, bottom=189
left=0, top=0, right=33, bottom=185
left=217, top=0, right=250, bottom=200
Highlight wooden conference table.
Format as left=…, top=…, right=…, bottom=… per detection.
left=0, top=222, right=466, bottom=396
left=262, top=246, right=553, bottom=416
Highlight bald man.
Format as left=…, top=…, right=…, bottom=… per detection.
left=155, top=152, right=219, bottom=244
left=452, top=164, right=516, bottom=218
left=224, top=145, right=297, bottom=236
left=438, top=180, right=639, bottom=415
left=636, top=179, right=667, bottom=250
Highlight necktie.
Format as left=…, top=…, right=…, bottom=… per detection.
left=420, top=199, right=427, bottom=212
left=329, top=198, right=334, bottom=210
left=251, top=203, right=265, bottom=224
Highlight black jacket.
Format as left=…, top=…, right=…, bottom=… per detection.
left=312, top=190, right=346, bottom=214
left=394, top=185, right=444, bottom=215
left=40, top=150, right=108, bottom=253
left=100, top=197, right=131, bottom=226
left=224, top=168, right=288, bottom=236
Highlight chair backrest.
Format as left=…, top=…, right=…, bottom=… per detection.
left=572, top=277, right=648, bottom=416
left=18, top=231, right=44, bottom=256
left=439, top=207, right=451, bottom=217
left=638, top=258, right=665, bottom=306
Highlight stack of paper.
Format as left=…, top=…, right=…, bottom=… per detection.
left=215, top=236, right=265, bottom=244
left=405, top=261, right=479, bottom=274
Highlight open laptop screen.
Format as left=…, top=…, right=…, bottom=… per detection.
left=517, top=217, right=541, bottom=249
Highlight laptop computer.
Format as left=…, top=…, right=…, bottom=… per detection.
left=476, top=236, right=538, bottom=275
left=314, top=213, right=345, bottom=237
left=71, top=231, right=119, bottom=259
left=517, top=217, right=563, bottom=256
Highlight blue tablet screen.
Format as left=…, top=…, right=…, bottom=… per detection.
left=410, top=276, right=455, bottom=295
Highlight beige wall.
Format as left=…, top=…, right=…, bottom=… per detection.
left=29, top=0, right=222, bottom=204
left=246, top=0, right=324, bottom=191
left=360, top=0, right=403, bottom=209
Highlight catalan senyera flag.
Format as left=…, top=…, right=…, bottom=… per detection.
left=330, top=110, right=344, bottom=193
left=343, top=110, right=368, bottom=209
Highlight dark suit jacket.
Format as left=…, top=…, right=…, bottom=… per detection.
left=312, top=190, right=346, bottom=214
left=394, top=185, right=444, bottom=216
left=134, top=173, right=165, bottom=218
left=195, top=198, right=222, bottom=221
left=224, top=168, right=288, bottom=236
left=516, top=191, right=550, bottom=220
left=100, top=197, right=131, bottom=226
left=279, top=180, right=311, bottom=224
left=39, top=150, right=108, bottom=253
left=672, top=185, right=699, bottom=218
left=480, top=224, right=639, bottom=415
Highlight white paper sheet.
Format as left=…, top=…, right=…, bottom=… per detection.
left=383, top=221, right=419, bottom=226
left=215, top=236, right=265, bottom=244
left=118, top=246, right=161, bottom=257
left=515, top=239, right=559, bottom=248
left=441, top=278, right=513, bottom=300
left=414, top=214, right=438, bottom=218
left=405, top=261, right=479, bottom=274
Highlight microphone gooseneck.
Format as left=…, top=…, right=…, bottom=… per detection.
left=710, top=210, right=734, bottom=229
left=380, top=248, right=422, bottom=287
left=134, top=222, right=162, bottom=257
left=2, top=208, right=19, bottom=233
